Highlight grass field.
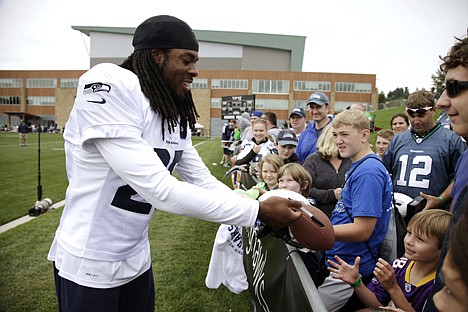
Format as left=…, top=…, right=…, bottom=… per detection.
left=0, top=132, right=67, bottom=225
left=0, top=106, right=408, bottom=311
left=0, top=134, right=253, bottom=311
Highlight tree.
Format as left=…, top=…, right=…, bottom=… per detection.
left=378, top=91, right=387, bottom=103
left=387, top=87, right=410, bottom=101
left=431, top=68, right=445, bottom=97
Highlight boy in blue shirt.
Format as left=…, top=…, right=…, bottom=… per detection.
left=318, top=109, right=393, bottom=311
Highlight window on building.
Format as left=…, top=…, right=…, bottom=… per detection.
left=254, top=99, right=289, bottom=110
left=27, top=96, right=56, bottom=105
left=0, top=78, right=22, bottom=88
left=334, top=101, right=371, bottom=112
left=60, top=78, right=79, bottom=88
left=211, top=79, right=248, bottom=89
left=0, top=96, right=21, bottom=104
left=293, top=80, right=331, bottom=92
left=292, top=100, right=308, bottom=110
left=26, top=78, right=57, bottom=88
left=335, top=82, right=372, bottom=93
left=211, top=98, right=222, bottom=108
left=252, top=80, right=289, bottom=94
left=191, top=78, right=208, bottom=89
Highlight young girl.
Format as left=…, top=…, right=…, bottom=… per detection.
left=278, top=163, right=312, bottom=199
left=278, top=162, right=321, bottom=284
left=254, top=154, right=284, bottom=196
left=235, top=118, right=277, bottom=188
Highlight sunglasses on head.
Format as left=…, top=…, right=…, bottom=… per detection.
left=406, top=106, right=433, bottom=118
left=445, top=80, right=468, bottom=98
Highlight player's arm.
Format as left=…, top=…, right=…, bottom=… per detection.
left=93, top=137, right=260, bottom=226
left=175, top=142, right=232, bottom=192
left=333, top=216, right=377, bottom=242
left=94, top=137, right=301, bottom=228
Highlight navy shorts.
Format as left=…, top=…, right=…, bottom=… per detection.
left=54, top=264, right=155, bottom=312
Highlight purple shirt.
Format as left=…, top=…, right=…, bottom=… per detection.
left=366, top=257, right=434, bottom=312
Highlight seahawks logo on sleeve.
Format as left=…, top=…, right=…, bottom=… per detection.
left=83, top=82, right=111, bottom=104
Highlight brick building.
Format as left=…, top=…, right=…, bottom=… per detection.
left=0, top=27, right=377, bottom=135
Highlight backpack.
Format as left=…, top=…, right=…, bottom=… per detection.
left=342, top=156, right=407, bottom=264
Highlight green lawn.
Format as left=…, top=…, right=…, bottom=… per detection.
left=0, top=132, right=67, bottom=225
left=0, top=134, right=252, bottom=312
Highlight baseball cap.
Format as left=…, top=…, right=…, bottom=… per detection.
left=306, top=92, right=329, bottom=106
left=133, top=15, right=199, bottom=51
left=276, top=129, right=298, bottom=146
left=251, top=110, right=263, bottom=118
left=289, top=108, right=306, bottom=118
left=241, top=112, right=250, bottom=119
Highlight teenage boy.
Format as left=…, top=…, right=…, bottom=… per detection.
left=275, top=129, right=300, bottom=164
left=317, top=109, right=393, bottom=312
left=375, top=129, right=394, bottom=159
left=328, top=209, right=451, bottom=312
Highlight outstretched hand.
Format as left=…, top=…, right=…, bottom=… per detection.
left=257, top=196, right=302, bottom=229
left=327, top=255, right=361, bottom=284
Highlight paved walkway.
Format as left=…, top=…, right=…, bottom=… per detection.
left=0, top=199, right=65, bottom=234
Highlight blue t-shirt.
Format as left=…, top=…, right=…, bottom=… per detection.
left=296, top=117, right=333, bottom=163
left=327, top=154, right=393, bottom=276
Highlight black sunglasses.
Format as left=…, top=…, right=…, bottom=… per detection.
left=445, top=80, right=468, bottom=98
left=406, top=106, right=433, bottom=118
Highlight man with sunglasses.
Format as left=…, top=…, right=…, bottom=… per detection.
left=423, top=35, right=468, bottom=312
left=382, top=90, right=465, bottom=212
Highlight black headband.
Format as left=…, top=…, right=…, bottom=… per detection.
left=132, top=15, right=199, bottom=51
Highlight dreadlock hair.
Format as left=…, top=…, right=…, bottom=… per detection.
left=120, top=48, right=199, bottom=139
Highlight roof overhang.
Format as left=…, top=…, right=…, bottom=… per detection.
left=72, top=26, right=306, bottom=71
left=4, top=112, right=41, bottom=120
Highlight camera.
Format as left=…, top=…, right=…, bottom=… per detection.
left=28, top=198, right=53, bottom=217
left=405, top=196, right=427, bottom=223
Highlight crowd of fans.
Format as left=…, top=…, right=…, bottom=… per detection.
left=219, top=35, right=468, bottom=310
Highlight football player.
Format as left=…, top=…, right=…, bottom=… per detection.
left=47, top=15, right=302, bottom=311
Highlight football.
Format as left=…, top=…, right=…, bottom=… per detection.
left=258, top=189, right=335, bottom=251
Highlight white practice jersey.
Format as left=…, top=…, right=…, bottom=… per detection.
left=48, top=64, right=258, bottom=286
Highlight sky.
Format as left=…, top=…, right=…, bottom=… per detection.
left=0, top=0, right=467, bottom=95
